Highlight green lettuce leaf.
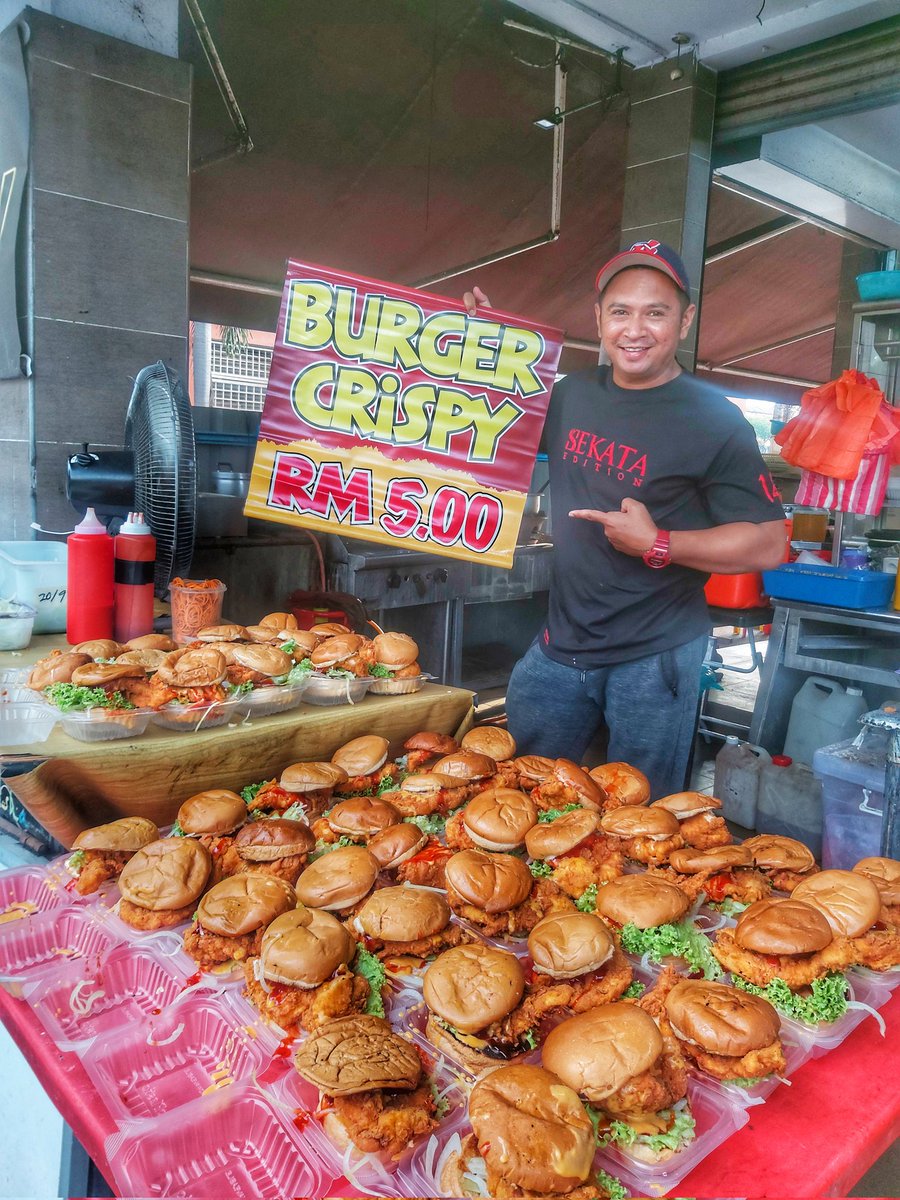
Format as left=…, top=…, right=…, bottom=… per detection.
left=240, top=780, right=268, bottom=806
left=276, top=801, right=308, bottom=823
left=170, top=819, right=185, bottom=837
left=273, top=659, right=314, bottom=685
left=354, top=945, right=386, bottom=1017
left=618, top=921, right=723, bottom=980
left=530, top=860, right=553, bottom=879
left=645, top=1106, right=695, bottom=1154
left=733, top=971, right=848, bottom=1025
left=404, top=813, right=446, bottom=836
left=429, top=1079, right=450, bottom=1119
left=622, top=981, right=645, bottom=999
left=44, top=683, right=135, bottom=712
left=605, top=1119, right=638, bottom=1148
left=728, top=1075, right=765, bottom=1088
left=537, top=803, right=581, bottom=823
left=376, top=774, right=400, bottom=795
left=575, top=884, right=598, bottom=913
left=368, top=663, right=393, bottom=678
left=521, top=1027, right=538, bottom=1050
left=596, top=1169, right=629, bottom=1200
left=709, top=897, right=749, bottom=918
left=279, top=639, right=297, bottom=655
left=226, top=680, right=254, bottom=696
left=326, top=667, right=355, bottom=679
left=66, top=849, right=86, bottom=873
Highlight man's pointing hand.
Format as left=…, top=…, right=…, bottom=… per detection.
left=569, top=497, right=658, bottom=557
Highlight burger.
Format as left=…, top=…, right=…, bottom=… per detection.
left=444, top=848, right=574, bottom=938
left=441, top=1064, right=601, bottom=1199
left=385, top=772, right=468, bottom=823
left=310, top=632, right=372, bottom=678
left=651, top=844, right=771, bottom=910
left=352, top=884, right=471, bottom=962
left=525, top=808, right=623, bottom=905
left=243, top=905, right=374, bottom=1032
left=331, top=735, right=395, bottom=795
left=595, top=874, right=721, bottom=979
left=175, top=788, right=247, bottom=882
left=461, top=725, right=517, bottom=762
left=125, top=633, right=177, bottom=652
left=27, top=650, right=92, bottom=690
left=402, top=730, right=459, bottom=772
left=446, top=787, right=537, bottom=852
left=195, top=623, right=249, bottom=643
left=273, top=628, right=318, bottom=661
left=423, top=942, right=527, bottom=1072
left=793, top=869, right=899, bottom=972
left=372, top=820, right=454, bottom=890
left=658, top=974, right=786, bottom=1086
left=854, top=856, right=900, bottom=923
left=710, top=897, right=855, bottom=1024
left=531, top=760, right=606, bottom=814
left=542, top=1003, right=693, bottom=1165
left=118, top=836, right=211, bottom=930
left=41, top=661, right=151, bottom=729
left=72, top=638, right=124, bottom=659
left=222, top=643, right=300, bottom=705
left=183, top=873, right=297, bottom=971
left=312, top=796, right=402, bottom=847
left=293, top=1014, right=440, bottom=1159
left=514, top=755, right=556, bottom=793
left=228, top=818, right=316, bottom=884
left=66, top=816, right=159, bottom=895
left=432, top=750, right=498, bottom=800
left=246, top=761, right=349, bottom=819
left=599, top=805, right=683, bottom=864
left=151, top=645, right=229, bottom=719
left=743, top=834, right=819, bottom=893
left=366, top=632, right=423, bottom=694
left=588, top=762, right=651, bottom=809
left=295, top=845, right=379, bottom=916
left=650, top=792, right=731, bottom=849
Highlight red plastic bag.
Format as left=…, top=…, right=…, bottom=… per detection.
left=775, top=369, right=885, bottom=479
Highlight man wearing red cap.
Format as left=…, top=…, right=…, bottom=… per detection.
left=465, top=240, right=786, bottom=798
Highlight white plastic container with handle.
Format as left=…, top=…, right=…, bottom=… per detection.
left=713, top=736, right=771, bottom=829
left=782, top=676, right=867, bottom=765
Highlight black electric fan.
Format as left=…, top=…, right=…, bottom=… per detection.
left=66, top=361, right=197, bottom=596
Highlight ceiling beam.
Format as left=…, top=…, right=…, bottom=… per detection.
left=705, top=324, right=835, bottom=370
left=705, top=216, right=806, bottom=264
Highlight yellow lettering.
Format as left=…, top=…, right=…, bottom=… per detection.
left=332, top=287, right=379, bottom=360
left=470, top=398, right=523, bottom=461
left=285, top=280, right=334, bottom=349
left=371, top=298, right=422, bottom=370
left=291, top=362, right=337, bottom=428
left=426, top=389, right=481, bottom=456
left=393, top=383, right=434, bottom=445
left=494, top=326, right=545, bottom=397
left=458, top=321, right=502, bottom=386
left=329, top=366, right=378, bottom=438
left=418, top=312, right=465, bottom=380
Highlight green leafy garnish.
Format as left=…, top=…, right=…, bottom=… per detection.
left=354, top=945, right=386, bottom=1017
left=44, top=683, right=135, bottom=712
left=429, top=1079, right=450, bottom=1120
left=310, top=835, right=356, bottom=860
left=273, top=659, right=314, bottom=685
left=645, top=1106, right=695, bottom=1154
left=733, top=971, right=848, bottom=1025
left=728, top=1076, right=764, bottom=1088
left=226, top=681, right=254, bottom=696
left=619, top=921, right=723, bottom=980
left=279, top=639, right=297, bottom=655
left=521, top=1027, right=538, bottom=1050
left=368, top=663, right=393, bottom=678
left=326, top=667, right=355, bottom=679
left=241, top=780, right=268, bottom=806
left=171, top=820, right=185, bottom=837
left=585, top=1103, right=604, bottom=1143
left=537, top=803, right=581, bottom=823
left=277, top=802, right=308, bottom=823
left=596, top=1169, right=629, bottom=1200
left=404, top=813, right=445, bottom=835
left=66, top=849, right=86, bottom=873
left=530, top=860, right=553, bottom=879
left=376, top=774, right=400, bottom=795
left=575, top=884, right=598, bottom=913
left=605, top=1120, right=638, bottom=1148
left=709, top=897, right=749, bottom=917
left=623, top=981, right=645, bottom=999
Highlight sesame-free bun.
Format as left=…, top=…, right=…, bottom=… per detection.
left=734, top=898, right=833, bottom=955
left=853, top=856, right=900, bottom=906
left=467, top=1065, right=595, bottom=1195
left=259, top=612, right=299, bottom=632
left=230, top=643, right=293, bottom=677
left=72, top=816, right=158, bottom=853
left=73, top=639, right=124, bottom=659
left=743, top=834, right=817, bottom=875
left=514, top=755, right=555, bottom=784
left=233, top=819, right=315, bottom=862
left=403, top=731, right=458, bottom=756
left=553, top=760, right=606, bottom=811
left=126, top=633, right=177, bottom=652
left=432, top=750, right=496, bottom=781
left=177, top=789, right=247, bottom=836
left=355, top=885, right=451, bottom=943
left=310, top=633, right=365, bottom=669
left=668, top=844, right=752, bottom=874
left=280, top=762, right=348, bottom=793
left=331, top=735, right=390, bottom=776
left=423, top=943, right=525, bottom=1032
left=463, top=788, right=537, bottom=851
left=326, top=797, right=402, bottom=838
left=399, top=772, right=457, bottom=796
left=596, top=874, right=690, bottom=929
left=295, top=845, right=378, bottom=912
left=542, top=1003, right=663, bottom=1102
left=589, top=761, right=651, bottom=807
left=601, top=805, right=680, bottom=840
left=444, top=849, right=533, bottom=913
left=258, top=906, right=354, bottom=986
left=528, top=912, right=614, bottom=979
left=310, top=621, right=351, bottom=637
left=119, top=837, right=211, bottom=911
left=665, top=979, right=781, bottom=1057
left=195, top=623, right=249, bottom=642
left=371, top=631, right=419, bottom=669
left=652, top=791, right=721, bottom=819
left=28, top=651, right=92, bottom=690
left=115, top=648, right=168, bottom=672
left=70, top=661, right=146, bottom=687
left=525, top=809, right=600, bottom=860
left=792, top=869, right=882, bottom=937
left=294, top=1013, right=421, bottom=1095
left=461, top=726, right=517, bottom=761
left=367, top=822, right=427, bottom=869
left=196, top=873, right=297, bottom=936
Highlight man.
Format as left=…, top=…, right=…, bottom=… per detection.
left=465, top=241, right=786, bottom=798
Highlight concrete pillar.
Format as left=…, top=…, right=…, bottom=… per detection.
left=620, top=55, right=717, bottom=369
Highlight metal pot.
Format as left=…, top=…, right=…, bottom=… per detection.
left=213, top=464, right=251, bottom=497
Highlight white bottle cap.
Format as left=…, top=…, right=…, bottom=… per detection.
left=120, top=511, right=152, bottom=534
left=73, top=507, right=107, bottom=535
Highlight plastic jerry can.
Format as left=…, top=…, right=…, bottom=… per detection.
left=757, top=754, right=823, bottom=859
left=782, top=677, right=867, bottom=766
left=713, top=736, right=771, bottom=829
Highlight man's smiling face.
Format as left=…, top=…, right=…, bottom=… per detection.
left=595, top=268, right=696, bottom=390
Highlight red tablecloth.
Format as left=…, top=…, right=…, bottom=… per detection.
left=1, top=985, right=898, bottom=1197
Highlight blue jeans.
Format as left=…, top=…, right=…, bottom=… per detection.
left=506, top=634, right=708, bottom=800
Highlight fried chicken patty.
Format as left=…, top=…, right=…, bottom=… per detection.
left=851, top=925, right=900, bottom=972
left=388, top=784, right=468, bottom=819
left=646, top=865, right=771, bottom=906
left=75, top=850, right=131, bottom=895
left=118, top=897, right=196, bottom=930
left=446, top=877, right=575, bottom=938
left=711, top=927, right=855, bottom=987
left=327, top=1080, right=438, bottom=1158
left=243, top=962, right=369, bottom=1032
left=679, top=812, right=732, bottom=850
left=770, top=868, right=818, bottom=894
left=444, top=807, right=477, bottom=852
left=395, top=842, right=453, bottom=889
left=183, top=921, right=264, bottom=970
left=619, top=832, right=684, bottom=864
left=544, top=833, right=625, bottom=899
left=358, top=922, right=473, bottom=961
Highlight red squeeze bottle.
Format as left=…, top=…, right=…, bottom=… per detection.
left=66, top=507, right=114, bottom=644
left=114, top=511, right=157, bottom=642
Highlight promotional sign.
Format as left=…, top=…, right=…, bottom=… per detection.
left=245, top=260, right=562, bottom=567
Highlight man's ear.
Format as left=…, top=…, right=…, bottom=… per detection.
left=594, top=300, right=603, bottom=340
left=679, top=303, right=697, bottom=340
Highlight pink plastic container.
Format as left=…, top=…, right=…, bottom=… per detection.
left=44, top=855, right=122, bottom=909
left=0, top=866, right=69, bottom=922
left=104, top=1082, right=333, bottom=1198
left=0, top=906, right=120, bottom=997
left=24, top=942, right=192, bottom=1054
left=82, top=991, right=280, bottom=1121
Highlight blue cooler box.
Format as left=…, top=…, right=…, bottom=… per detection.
left=812, top=736, right=886, bottom=868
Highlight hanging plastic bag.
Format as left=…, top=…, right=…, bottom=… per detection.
left=775, top=369, right=884, bottom=479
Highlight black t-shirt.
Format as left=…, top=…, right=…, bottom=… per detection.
left=541, top=365, right=784, bottom=667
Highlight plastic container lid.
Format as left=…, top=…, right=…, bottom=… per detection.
left=772, top=755, right=792, bottom=766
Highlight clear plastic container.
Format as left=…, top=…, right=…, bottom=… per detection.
left=0, top=541, right=67, bottom=633
left=813, top=734, right=887, bottom=869
left=169, top=578, right=227, bottom=645
left=0, top=600, right=36, bottom=650
left=757, top=756, right=823, bottom=859
left=56, top=706, right=152, bottom=741
left=151, top=692, right=247, bottom=732
left=700, top=1022, right=814, bottom=1107
left=367, top=673, right=429, bottom=696
left=0, top=701, right=60, bottom=745
left=0, top=865, right=69, bottom=922
left=82, top=990, right=280, bottom=1121
left=851, top=963, right=900, bottom=993
left=104, top=1082, right=332, bottom=1198
left=238, top=681, right=309, bottom=718
left=0, top=906, right=120, bottom=997
left=24, top=942, right=192, bottom=1054
left=301, top=673, right=373, bottom=706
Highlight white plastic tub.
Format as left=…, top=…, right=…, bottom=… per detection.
left=0, top=542, right=67, bottom=633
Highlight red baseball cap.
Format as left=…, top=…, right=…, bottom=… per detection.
left=595, top=239, right=690, bottom=296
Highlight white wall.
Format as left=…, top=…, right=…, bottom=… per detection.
left=0, top=0, right=179, bottom=55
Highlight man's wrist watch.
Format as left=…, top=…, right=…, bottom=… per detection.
left=642, top=530, right=672, bottom=569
